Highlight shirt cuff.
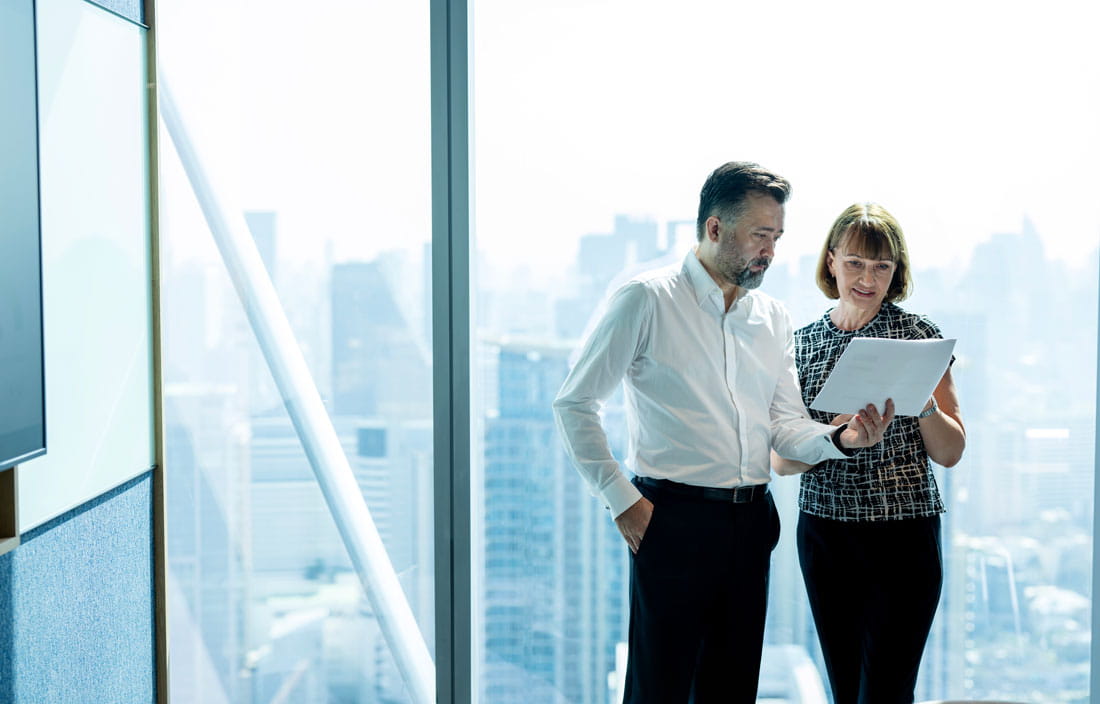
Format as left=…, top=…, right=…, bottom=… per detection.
left=602, top=472, right=644, bottom=519
left=830, top=424, right=859, bottom=457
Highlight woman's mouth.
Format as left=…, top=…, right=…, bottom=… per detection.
left=852, top=287, right=875, bottom=298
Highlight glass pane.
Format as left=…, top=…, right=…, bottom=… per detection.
left=158, top=1, right=433, bottom=701
left=472, top=1, right=1098, bottom=702
left=21, top=0, right=152, bottom=530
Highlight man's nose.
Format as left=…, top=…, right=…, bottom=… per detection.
left=761, top=239, right=776, bottom=258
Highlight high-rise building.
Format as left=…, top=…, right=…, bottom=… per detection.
left=331, top=260, right=431, bottom=419
left=165, top=390, right=249, bottom=704
left=555, top=215, right=666, bottom=339
left=480, top=339, right=628, bottom=703
left=248, top=413, right=432, bottom=614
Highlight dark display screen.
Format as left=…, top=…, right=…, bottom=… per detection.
left=0, top=0, right=46, bottom=470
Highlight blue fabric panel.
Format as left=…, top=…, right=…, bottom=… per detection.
left=85, top=0, right=144, bottom=25
left=0, top=472, right=155, bottom=703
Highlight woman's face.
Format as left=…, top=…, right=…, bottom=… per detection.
left=826, top=233, right=897, bottom=313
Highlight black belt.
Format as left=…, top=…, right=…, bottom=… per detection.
left=636, top=476, right=769, bottom=504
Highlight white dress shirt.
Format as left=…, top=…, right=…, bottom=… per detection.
left=553, top=250, right=848, bottom=518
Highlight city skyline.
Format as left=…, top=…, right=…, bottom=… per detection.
left=142, top=0, right=1100, bottom=700
left=162, top=198, right=1096, bottom=702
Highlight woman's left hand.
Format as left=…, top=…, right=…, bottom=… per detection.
left=839, top=399, right=895, bottom=449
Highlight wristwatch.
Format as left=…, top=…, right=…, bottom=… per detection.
left=917, top=397, right=938, bottom=419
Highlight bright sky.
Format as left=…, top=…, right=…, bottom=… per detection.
left=157, top=0, right=1100, bottom=278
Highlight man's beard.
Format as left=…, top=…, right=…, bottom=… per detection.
left=732, top=257, right=770, bottom=289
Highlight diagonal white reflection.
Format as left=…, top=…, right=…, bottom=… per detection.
left=158, top=75, right=436, bottom=704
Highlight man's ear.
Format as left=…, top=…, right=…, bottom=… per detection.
left=705, top=216, right=722, bottom=243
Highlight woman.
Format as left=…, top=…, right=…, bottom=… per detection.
left=773, top=202, right=965, bottom=703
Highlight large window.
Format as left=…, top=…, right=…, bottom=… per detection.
left=157, top=1, right=1099, bottom=702
left=471, top=1, right=1098, bottom=702
left=158, top=1, right=433, bottom=701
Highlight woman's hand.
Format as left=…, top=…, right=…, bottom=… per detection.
left=838, top=399, right=895, bottom=449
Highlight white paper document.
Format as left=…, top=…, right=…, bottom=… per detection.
left=809, top=337, right=957, bottom=417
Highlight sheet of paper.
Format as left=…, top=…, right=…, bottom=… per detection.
left=809, top=337, right=957, bottom=417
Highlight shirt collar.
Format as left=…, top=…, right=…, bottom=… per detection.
left=683, top=249, right=752, bottom=314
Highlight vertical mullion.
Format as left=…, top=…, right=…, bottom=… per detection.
left=432, top=0, right=471, bottom=702
left=142, top=0, right=168, bottom=700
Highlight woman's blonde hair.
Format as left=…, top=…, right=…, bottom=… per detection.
left=815, top=202, right=912, bottom=302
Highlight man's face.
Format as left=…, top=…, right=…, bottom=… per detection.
left=712, top=192, right=784, bottom=290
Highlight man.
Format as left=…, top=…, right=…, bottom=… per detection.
left=552, top=161, right=894, bottom=702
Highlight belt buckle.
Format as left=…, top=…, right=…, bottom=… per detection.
left=731, top=485, right=756, bottom=503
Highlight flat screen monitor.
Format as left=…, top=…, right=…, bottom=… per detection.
left=0, top=0, right=46, bottom=471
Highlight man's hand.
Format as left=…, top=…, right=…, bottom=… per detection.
left=830, top=413, right=854, bottom=427
left=838, top=399, right=895, bottom=449
left=614, top=496, right=654, bottom=554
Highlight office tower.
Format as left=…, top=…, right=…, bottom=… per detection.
left=247, top=412, right=432, bottom=703
left=916, top=225, right=1095, bottom=702
left=351, top=417, right=435, bottom=630
left=329, top=253, right=434, bottom=622
left=575, top=215, right=660, bottom=295
left=555, top=215, right=664, bottom=339
left=241, top=209, right=331, bottom=412
left=165, top=393, right=249, bottom=704
left=331, top=260, right=431, bottom=419
left=161, top=258, right=254, bottom=704
left=480, top=339, right=627, bottom=703
left=249, top=413, right=351, bottom=583
left=249, top=413, right=432, bottom=608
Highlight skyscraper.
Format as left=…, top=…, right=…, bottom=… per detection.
left=554, top=216, right=665, bottom=339
left=480, top=339, right=628, bottom=703
left=331, top=260, right=431, bottom=419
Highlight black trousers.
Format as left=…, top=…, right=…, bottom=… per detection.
left=623, top=479, right=781, bottom=704
left=797, top=511, right=943, bottom=704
